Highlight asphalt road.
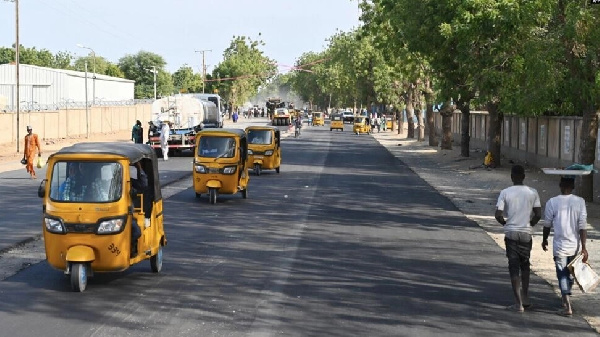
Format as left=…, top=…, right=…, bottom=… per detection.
left=0, top=120, right=596, bottom=336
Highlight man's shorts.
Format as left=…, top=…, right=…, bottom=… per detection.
left=505, top=232, right=532, bottom=277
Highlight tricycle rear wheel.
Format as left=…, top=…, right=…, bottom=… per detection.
left=150, top=246, right=163, bottom=273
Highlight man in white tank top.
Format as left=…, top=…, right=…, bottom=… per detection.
left=495, top=165, right=542, bottom=312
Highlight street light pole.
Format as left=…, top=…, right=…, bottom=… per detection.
left=84, top=61, right=89, bottom=139
left=195, top=49, right=212, bottom=93
left=77, top=44, right=96, bottom=105
left=146, top=66, right=157, bottom=99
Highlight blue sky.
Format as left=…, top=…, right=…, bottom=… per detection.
left=0, top=0, right=361, bottom=73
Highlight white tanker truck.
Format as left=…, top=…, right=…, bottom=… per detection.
left=147, top=95, right=218, bottom=156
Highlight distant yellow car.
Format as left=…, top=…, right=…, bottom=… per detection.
left=330, top=114, right=344, bottom=131
left=353, top=116, right=371, bottom=135
left=312, top=112, right=325, bottom=126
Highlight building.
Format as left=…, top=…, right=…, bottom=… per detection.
left=0, top=64, right=135, bottom=111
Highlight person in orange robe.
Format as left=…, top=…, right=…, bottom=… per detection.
left=22, top=125, right=42, bottom=179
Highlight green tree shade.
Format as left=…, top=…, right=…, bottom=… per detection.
left=289, top=51, right=329, bottom=109
left=0, top=45, right=62, bottom=68
left=52, top=51, right=74, bottom=70
left=0, top=47, right=14, bottom=64
left=118, top=51, right=172, bottom=99
left=172, top=65, right=201, bottom=93
left=212, top=35, right=276, bottom=107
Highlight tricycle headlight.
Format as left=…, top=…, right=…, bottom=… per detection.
left=264, top=150, right=273, bottom=156
left=44, top=217, right=65, bottom=234
left=97, top=218, right=125, bottom=234
left=247, top=149, right=254, bottom=155
left=223, top=166, right=237, bottom=175
left=195, top=164, right=207, bottom=173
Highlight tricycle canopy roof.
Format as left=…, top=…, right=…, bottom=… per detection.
left=50, top=142, right=156, bottom=163
left=197, top=128, right=247, bottom=138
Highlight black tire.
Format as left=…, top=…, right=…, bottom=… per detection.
left=242, top=187, right=248, bottom=199
left=276, top=166, right=280, bottom=173
left=254, top=164, right=261, bottom=176
left=150, top=245, right=163, bottom=273
left=195, top=193, right=201, bottom=198
left=209, top=188, right=217, bottom=204
left=70, top=263, right=87, bottom=292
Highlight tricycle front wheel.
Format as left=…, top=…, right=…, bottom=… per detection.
left=254, top=164, right=261, bottom=176
left=70, top=263, right=88, bottom=292
left=209, top=188, right=217, bottom=204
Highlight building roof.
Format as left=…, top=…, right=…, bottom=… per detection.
left=0, top=63, right=134, bottom=83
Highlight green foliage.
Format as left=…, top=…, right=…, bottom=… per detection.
left=212, top=35, right=276, bottom=106
left=172, top=65, right=202, bottom=93
left=118, top=51, right=172, bottom=99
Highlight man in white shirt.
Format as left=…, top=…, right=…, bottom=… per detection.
left=542, top=176, right=588, bottom=317
left=159, top=121, right=170, bottom=161
left=495, top=165, right=542, bottom=312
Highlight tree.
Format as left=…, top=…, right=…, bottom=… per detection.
left=118, top=51, right=173, bottom=99
left=172, top=65, right=200, bottom=93
left=212, top=35, right=276, bottom=107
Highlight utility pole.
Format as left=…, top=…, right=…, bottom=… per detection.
left=15, top=0, right=19, bottom=152
left=195, top=49, right=212, bottom=93
left=4, top=0, right=21, bottom=152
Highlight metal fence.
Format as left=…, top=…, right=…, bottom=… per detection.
left=1, top=99, right=155, bottom=113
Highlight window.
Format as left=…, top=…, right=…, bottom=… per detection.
left=198, top=136, right=236, bottom=158
left=50, top=161, right=122, bottom=202
left=248, top=130, right=272, bottom=145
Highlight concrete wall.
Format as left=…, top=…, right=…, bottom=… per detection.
left=0, top=104, right=152, bottom=146
left=434, top=111, right=600, bottom=169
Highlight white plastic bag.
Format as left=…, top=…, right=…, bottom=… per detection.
left=568, top=254, right=600, bottom=293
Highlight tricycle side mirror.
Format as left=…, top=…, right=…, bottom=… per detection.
left=37, top=179, right=47, bottom=198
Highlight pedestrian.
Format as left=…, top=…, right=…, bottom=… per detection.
left=131, top=120, right=143, bottom=144
left=495, top=164, right=542, bottom=312
left=159, top=120, right=170, bottom=161
left=22, top=125, right=42, bottom=179
left=232, top=111, right=239, bottom=123
left=542, top=176, right=588, bottom=317
left=381, top=114, right=387, bottom=131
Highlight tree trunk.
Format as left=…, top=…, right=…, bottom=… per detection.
left=406, top=87, right=415, bottom=138
left=440, top=100, right=453, bottom=150
left=397, top=107, right=404, bottom=135
left=577, top=107, right=599, bottom=202
left=487, top=101, right=503, bottom=168
left=456, top=98, right=471, bottom=157
left=415, top=103, right=425, bottom=141
left=423, top=79, right=438, bottom=146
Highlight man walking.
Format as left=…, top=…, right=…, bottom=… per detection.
left=495, top=165, right=542, bottom=312
left=159, top=120, right=170, bottom=161
left=542, top=176, right=588, bottom=317
left=22, top=125, right=42, bottom=179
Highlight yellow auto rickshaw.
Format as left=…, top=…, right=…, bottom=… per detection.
left=353, top=116, right=371, bottom=135
left=330, top=113, right=344, bottom=131
left=312, top=112, right=325, bottom=126
left=37, top=142, right=166, bottom=292
left=246, top=125, right=281, bottom=176
left=193, top=128, right=250, bottom=204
